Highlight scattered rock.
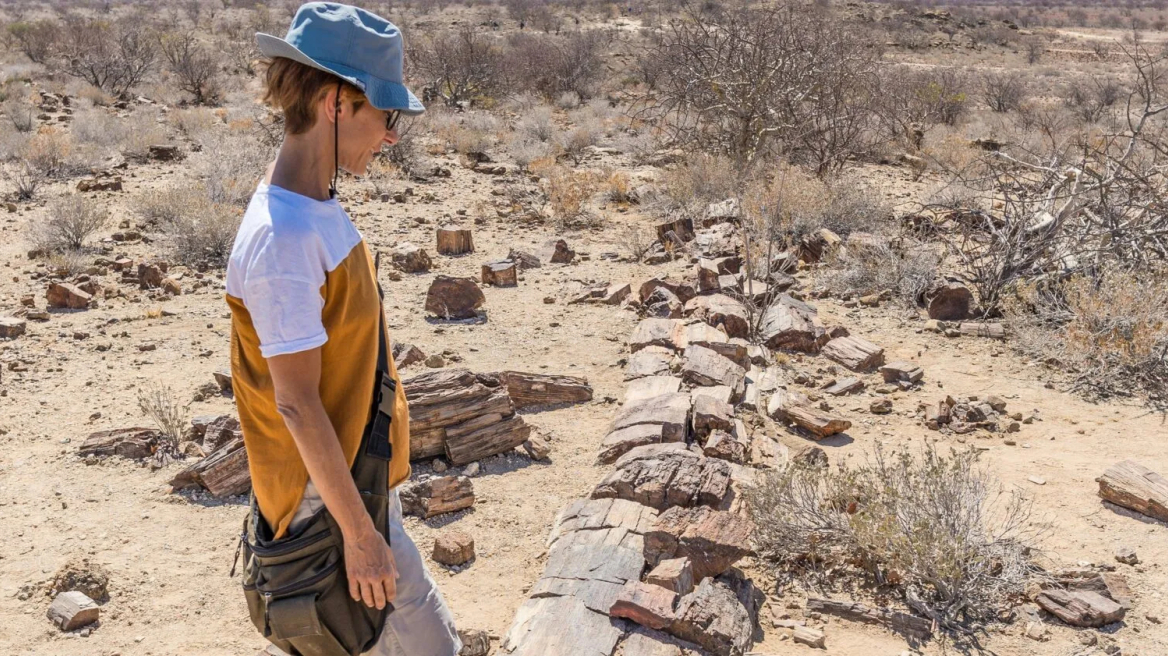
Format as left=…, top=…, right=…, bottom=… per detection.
left=646, top=557, right=694, bottom=597
left=522, top=434, right=551, bottom=460
left=49, top=559, right=111, bottom=603
left=757, top=295, right=825, bottom=352
left=0, top=316, right=27, bottom=338
left=610, top=581, right=678, bottom=630
left=393, top=342, right=427, bottom=369
left=497, top=371, right=593, bottom=409
left=879, top=361, right=924, bottom=385
left=425, top=275, right=485, bottom=320
left=644, top=505, right=754, bottom=581
left=870, top=398, right=893, bottom=414
left=1096, top=460, right=1168, bottom=523
left=507, top=248, right=540, bottom=269
left=392, top=242, right=432, bottom=273
left=79, top=427, right=160, bottom=460
left=433, top=531, right=475, bottom=566
left=436, top=226, right=474, bottom=255
left=457, top=628, right=492, bottom=656
left=821, top=335, right=885, bottom=372
left=481, top=259, right=518, bottom=287
left=47, top=591, right=99, bottom=631
left=1115, top=546, right=1138, bottom=566
left=399, top=475, right=475, bottom=518
left=47, top=282, right=92, bottom=309
left=426, top=354, right=446, bottom=368
left=1035, top=589, right=1125, bottom=627
left=538, top=238, right=575, bottom=264
left=792, top=625, right=826, bottom=649
left=927, top=281, right=974, bottom=321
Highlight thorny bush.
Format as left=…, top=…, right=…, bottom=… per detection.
left=747, top=445, right=1038, bottom=631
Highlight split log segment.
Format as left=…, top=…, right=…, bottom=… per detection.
left=592, top=443, right=731, bottom=512
left=79, top=427, right=160, bottom=459
left=169, top=437, right=251, bottom=497
left=758, top=295, right=825, bottom=352
left=403, top=369, right=532, bottom=463
left=1097, top=460, right=1168, bottom=522
left=806, top=597, right=932, bottom=640
left=497, top=371, right=593, bottom=409
left=644, top=505, right=754, bottom=581
left=400, top=475, right=475, bottom=518
left=820, top=335, right=885, bottom=372
left=436, top=226, right=474, bottom=255
left=481, top=260, right=518, bottom=287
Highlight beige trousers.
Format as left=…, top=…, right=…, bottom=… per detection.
left=274, top=482, right=462, bottom=656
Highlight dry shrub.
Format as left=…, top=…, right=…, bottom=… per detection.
left=1007, top=270, right=1168, bottom=402
left=617, top=222, right=654, bottom=261
left=3, top=93, right=35, bottom=133
left=29, top=193, right=108, bottom=253
left=980, top=71, right=1029, bottom=113
left=135, top=183, right=240, bottom=266
left=71, top=108, right=168, bottom=161
left=22, top=128, right=74, bottom=177
left=556, top=122, right=597, bottom=164
left=659, top=153, right=741, bottom=216
left=514, top=105, right=556, bottom=143
left=540, top=164, right=602, bottom=228
left=820, top=238, right=940, bottom=304
left=165, top=202, right=241, bottom=268
left=4, top=159, right=44, bottom=200
left=505, top=30, right=607, bottom=101
left=159, top=31, right=223, bottom=105
left=169, top=106, right=220, bottom=140
left=604, top=170, right=633, bottom=204
left=744, top=166, right=892, bottom=243
left=193, top=128, right=273, bottom=207
left=44, top=250, right=90, bottom=277
left=137, top=383, right=186, bottom=463
left=747, top=445, right=1037, bottom=630
left=509, top=137, right=553, bottom=171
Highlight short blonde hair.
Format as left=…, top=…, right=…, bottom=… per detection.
left=261, top=57, right=366, bottom=135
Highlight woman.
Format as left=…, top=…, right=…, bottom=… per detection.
left=225, top=4, right=460, bottom=655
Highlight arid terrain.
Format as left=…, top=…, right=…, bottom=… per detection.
left=2, top=1, right=1168, bottom=656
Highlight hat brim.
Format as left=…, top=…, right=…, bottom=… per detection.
left=256, top=33, right=425, bottom=116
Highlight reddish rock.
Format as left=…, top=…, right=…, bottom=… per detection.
left=432, top=531, right=475, bottom=566
left=610, top=581, right=678, bottom=630
left=644, top=505, right=754, bottom=581
left=424, top=275, right=485, bottom=319
left=46, top=283, right=92, bottom=309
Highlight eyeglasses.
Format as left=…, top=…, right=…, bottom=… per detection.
left=386, top=110, right=401, bottom=133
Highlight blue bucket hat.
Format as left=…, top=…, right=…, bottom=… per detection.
left=256, top=2, right=424, bottom=115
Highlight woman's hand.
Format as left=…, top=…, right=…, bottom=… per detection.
left=343, top=524, right=398, bottom=609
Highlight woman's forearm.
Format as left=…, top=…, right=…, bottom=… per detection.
left=276, top=396, right=378, bottom=540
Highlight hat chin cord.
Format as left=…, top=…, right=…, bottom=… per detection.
left=330, top=81, right=340, bottom=200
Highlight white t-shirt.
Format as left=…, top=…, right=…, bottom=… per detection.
left=225, top=182, right=364, bottom=358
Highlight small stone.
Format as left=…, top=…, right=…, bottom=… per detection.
left=792, top=625, right=825, bottom=649
left=1115, top=547, right=1139, bottom=565
left=433, top=531, right=475, bottom=566
left=464, top=462, right=480, bottom=477
left=47, top=591, right=99, bottom=631
left=457, top=628, right=491, bottom=656
left=425, top=354, right=445, bottom=368
left=522, top=434, right=550, bottom=460
left=1028, top=476, right=1045, bottom=485
left=1025, top=621, right=1049, bottom=642
left=432, top=459, right=448, bottom=473
left=869, top=398, right=892, bottom=414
